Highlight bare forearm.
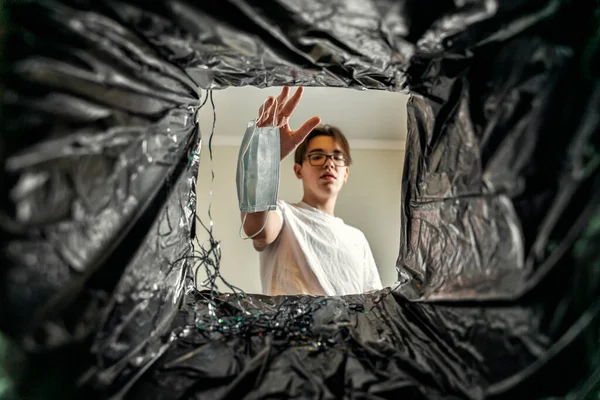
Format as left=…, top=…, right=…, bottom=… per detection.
left=241, top=211, right=268, bottom=238
left=240, top=210, right=281, bottom=248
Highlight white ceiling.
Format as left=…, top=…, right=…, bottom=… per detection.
left=197, top=86, right=408, bottom=149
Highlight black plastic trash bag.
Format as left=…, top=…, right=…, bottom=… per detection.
left=1, top=0, right=599, bottom=399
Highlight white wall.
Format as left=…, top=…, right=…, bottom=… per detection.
left=194, top=147, right=404, bottom=294
left=198, top=86, right=407, bottom=143
left=194, top=87, right=407, bottom=294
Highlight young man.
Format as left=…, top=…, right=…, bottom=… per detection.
left=241, top=86, right=382, bottom=296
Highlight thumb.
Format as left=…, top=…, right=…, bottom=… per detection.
left=293, top=116, right=321, bottom=145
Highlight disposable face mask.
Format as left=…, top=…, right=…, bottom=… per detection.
left=236, top=104, right=280, bottom=239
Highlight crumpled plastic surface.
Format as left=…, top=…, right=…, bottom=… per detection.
left=1, top=0, right=599, bottom=399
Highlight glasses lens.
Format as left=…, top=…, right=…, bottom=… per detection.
left=333, top=155, right=346, bottom=166
left=308, top=154, right=325, bottom=165
left=308, top=154, right=346, bottom=166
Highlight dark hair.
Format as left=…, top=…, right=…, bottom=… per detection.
left=294, top=125, right=352, bottom=166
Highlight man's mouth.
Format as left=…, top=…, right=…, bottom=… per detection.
left=320, top=173, right=336, bottom=180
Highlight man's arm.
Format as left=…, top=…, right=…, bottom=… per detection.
left=239, top=86, right=320, bottom=251
left=241, top=210, right=283, bottom=251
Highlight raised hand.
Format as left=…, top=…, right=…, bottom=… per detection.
left=257, top=86, right=321, bottom=161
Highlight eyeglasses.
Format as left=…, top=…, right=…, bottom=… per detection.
left=306, top=153, right=348, bottom=167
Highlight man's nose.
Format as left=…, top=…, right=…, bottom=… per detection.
left=324, top=156, right=336, bottom=168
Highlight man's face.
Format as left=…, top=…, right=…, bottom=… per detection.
left=294, top=136, right=349, bottom=199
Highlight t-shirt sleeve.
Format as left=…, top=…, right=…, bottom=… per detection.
left=275, top=198, right=285, bottom=229
left=363, top=236, right=383, bottom=292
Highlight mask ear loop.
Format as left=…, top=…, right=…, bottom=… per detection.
left=239, top=212, right=270, bottom=240
left=239, top=98, right=278, bottom=240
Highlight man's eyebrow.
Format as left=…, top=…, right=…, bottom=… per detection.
left=307, top=148, right=344, bottom=154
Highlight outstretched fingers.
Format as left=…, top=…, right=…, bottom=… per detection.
left=258, top=86, right=309, bottom=128
left=276, top=86, right=290, bottom=107
left=280, top=87, right=304, bottom=118
left=292, top=116, right=321, bottom=145
left=257, top=96, right=276, bottom=125
left=273, top=87, right=291, bottom=125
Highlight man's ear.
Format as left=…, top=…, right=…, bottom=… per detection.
left=293, top=163, right=303, bottom=179
left=343, top=166, right=349, bottom=183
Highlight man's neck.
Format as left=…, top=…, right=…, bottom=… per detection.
left=301, top=194, right=337, bottom=216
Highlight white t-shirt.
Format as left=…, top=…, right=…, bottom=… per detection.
left=259, top=199, right=383, bottom=296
